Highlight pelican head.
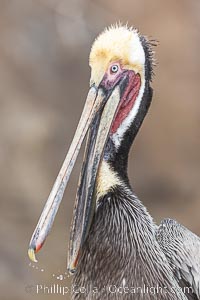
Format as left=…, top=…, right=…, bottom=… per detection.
left=28, top=25, right=154, bottom=273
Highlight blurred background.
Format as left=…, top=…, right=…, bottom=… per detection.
left=0, top=0, right=200, bottom=299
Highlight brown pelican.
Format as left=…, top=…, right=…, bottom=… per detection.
left=28, top=25, right=200, bottom=299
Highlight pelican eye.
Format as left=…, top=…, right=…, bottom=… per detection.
left=110, top=65, right=119, bottom=74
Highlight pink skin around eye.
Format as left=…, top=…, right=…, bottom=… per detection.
left=100, top=62, right=122, bottom=90
left=108, top=62, right=121, bottom=76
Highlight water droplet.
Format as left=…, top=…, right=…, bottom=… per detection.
left=41, top=269, right=44, bottom=272
left=56, top=274, right=64, bottom=280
